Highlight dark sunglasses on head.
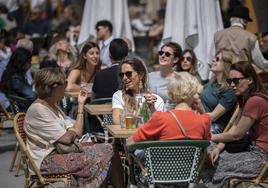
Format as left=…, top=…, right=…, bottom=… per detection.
left=158, top=51, right=173, bottom=57
left=119, top=71, right=133, bottom=79
left=226, top=77, right=245, bottom=85
left=183, top=56, right=193, bottom=62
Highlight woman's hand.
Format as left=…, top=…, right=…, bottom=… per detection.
left=210, top=147, right=220, bottom=165
left=78, top=88, right=88, bottom=104
left=192, top=93, right=205, bottom=114
left=144, top=93, right=157, bottom=106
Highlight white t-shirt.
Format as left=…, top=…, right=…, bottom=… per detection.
left=24, top=103, right=73, bottom=168
left=112, top=90, right=164, bottom=112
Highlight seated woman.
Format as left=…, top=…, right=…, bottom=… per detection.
left=0, top=47, right=37, bottom=112
left=177, top=49, right=202, bottom=84
left=203, top=61, right=268, bottom=187
left=127, top=71, right=211, bottom=144
left=24, top=67, right=124, bottom=188
left=112, top=57, right=164, bottom=125
left=148, top=42, right=182, bottom=102
left=198, top=49, right=239, bottom=134
left=66, top=42, right=101, bottom=92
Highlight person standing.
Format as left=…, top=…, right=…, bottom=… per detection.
left=213, top=5, right=268, bottom=72
left=95, top=20, right=114, bottom=67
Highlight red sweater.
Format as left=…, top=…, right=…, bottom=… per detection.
left=133, top=110, right=211, bottom=142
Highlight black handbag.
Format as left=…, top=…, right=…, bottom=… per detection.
left=225, top=134, right=251, bottom=153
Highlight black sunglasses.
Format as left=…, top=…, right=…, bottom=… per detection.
left=183, top=56, right=193, bottom=62
left=119, top=71, right=133, bottom=79
left=158, top=51, right=173, bottom=57
left=226, top=77, right=245, bottom=85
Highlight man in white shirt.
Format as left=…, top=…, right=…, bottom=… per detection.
left=212, top=5, right=268, bottom=72
left=95, top=20, right=114, bottom=67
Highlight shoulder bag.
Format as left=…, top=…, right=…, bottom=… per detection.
left=169, top=110, right=189, bottom=139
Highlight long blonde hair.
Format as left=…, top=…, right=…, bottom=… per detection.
left=213, top=49, right=240, bottom=89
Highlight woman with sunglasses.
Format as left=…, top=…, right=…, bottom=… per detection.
left=203, top=61, right=268, bottom=187
left=177, top=49, right=202, bottom=83
left=112, top=57, right=164, bottom=125
left=148, top=42, right=182, bottom=102
left=197, top=49, right=239, bottom=134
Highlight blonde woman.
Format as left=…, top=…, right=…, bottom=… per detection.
left=127, top=71, right=211, bottom=144
left=198, top=49, right=240, bottom=134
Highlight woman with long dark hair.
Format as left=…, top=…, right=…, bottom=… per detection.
left=203, top=61, right=268, bottom=187
left=0, top=47, right=37, bottom=111
left=66, top=42, right=101, bottom=92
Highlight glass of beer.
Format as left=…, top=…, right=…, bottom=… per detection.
left=125, top=113, right=134, bottom=129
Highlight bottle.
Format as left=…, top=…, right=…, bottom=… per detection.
left=140, top=100, right=150, bottom=123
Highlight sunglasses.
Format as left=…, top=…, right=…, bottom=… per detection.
left=119, top=71, right=133, bottom=79
left=158, top=51, right=174, bottom=57
left=226, top=77, right=245, bottom=85
left=183, top=56, right=193, bottom=62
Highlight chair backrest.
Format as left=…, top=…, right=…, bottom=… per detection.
left=224, top=105, right=240, bottom=132
left=7, top=94, right=30, bottom=113
left=90, top=98, right=113, bottom=126
left=127, top=139, right=210, bottom=185
left=13, top=113, right=46, bottom=184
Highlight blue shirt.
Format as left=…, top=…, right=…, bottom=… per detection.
left=200, top=82, right=236, bottom=132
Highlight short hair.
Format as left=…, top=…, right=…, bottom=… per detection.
left=34, top=67, right=66, bottom=99
left=161, top=42, right=182, bottom=60
left=95, top=20, right=113, bottom=33
left=168, top=72, right=199, bottom=103
left=109, top=38, right=128, bottom=61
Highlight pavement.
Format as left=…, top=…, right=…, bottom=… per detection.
left=0, top=124, right=24, bottom=188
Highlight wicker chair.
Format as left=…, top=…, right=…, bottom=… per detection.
left=0, top=101, right=14, bottom=128
left=127, top=139, right=210, bottom=187
left=13, top=112, right=71, bottom=188
left=229, top=161, right=268, bottom=188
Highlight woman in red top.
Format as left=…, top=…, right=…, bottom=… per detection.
left=203, top=61, right=268, bottom=187
left=127, top=71, right=211, bottom=144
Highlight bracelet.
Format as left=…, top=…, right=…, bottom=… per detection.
left=77, top=111, right=84, bottom=115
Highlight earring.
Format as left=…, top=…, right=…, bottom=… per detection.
left=139, top=79, right=143, bottom=91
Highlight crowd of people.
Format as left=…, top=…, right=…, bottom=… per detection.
left=0, top=1, right=267, bottom=188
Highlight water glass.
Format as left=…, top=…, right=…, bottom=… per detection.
left=120, top=113, right=126, bottom=128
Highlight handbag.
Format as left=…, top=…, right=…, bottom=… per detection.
left=54, top=138, right=84, bottom=154
left=225, top=134, right=251, bottom=153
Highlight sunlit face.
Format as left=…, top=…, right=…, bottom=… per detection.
left=83, top=47, right=100, bottom=66
left=51, top=81, right=67, bottom=102
left=211, top=52, right=225, bottom=73
left=181, top=51, right=193, bottom=71
left=120, top=63, right=142, bottom=92
left=228, top=70, right=252, bottom=96
left=158, top=46, right=178, bottom=66
left=96, top=26, right=109, bottom=40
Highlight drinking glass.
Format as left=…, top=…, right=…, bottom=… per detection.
left=125, top=113, right=134, bottom=129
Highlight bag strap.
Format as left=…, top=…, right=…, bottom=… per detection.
left=169, top=111, right=189, bottom=139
